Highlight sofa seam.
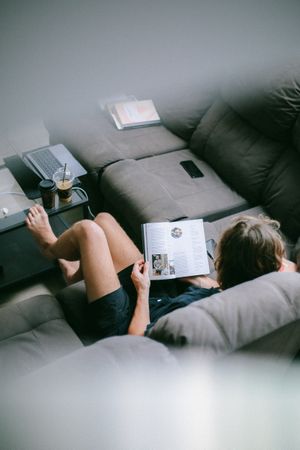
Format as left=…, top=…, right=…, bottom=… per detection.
left=200, top=100, right=232, bottom=154
left=15, top=299, right=64, bottom=327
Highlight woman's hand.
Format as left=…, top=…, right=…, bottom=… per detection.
left=131, top=259, right=150, bottom=293
left=128, top=260, right=150, bottom=335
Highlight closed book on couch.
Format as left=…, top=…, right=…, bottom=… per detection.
left=111, top=99, right=161, bottom=129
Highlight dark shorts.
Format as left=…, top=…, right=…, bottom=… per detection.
left=87, top=265, right=220, bottom=339
left=87, top=265, right=137, bottom=339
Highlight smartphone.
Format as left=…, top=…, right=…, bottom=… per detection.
left=206, top=239, right=217, bottom=261
left=180, top=160, right=204, bottom=178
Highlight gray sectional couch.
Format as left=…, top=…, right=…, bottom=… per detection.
left=1, top=64, right=300, bottom=385
left=48, top=65, right=300, bottom=244
left=1, top=271, right=300, bottom=384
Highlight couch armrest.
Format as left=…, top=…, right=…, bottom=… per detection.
left=147, top=272, right=300, bottom=361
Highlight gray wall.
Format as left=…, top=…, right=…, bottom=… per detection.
left=1, top=0, right=300, bottom=130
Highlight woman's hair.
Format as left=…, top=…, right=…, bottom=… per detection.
left=215, top=215, right=286, bottom=290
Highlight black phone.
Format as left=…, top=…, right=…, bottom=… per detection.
left=180, top=160, right=204, bottom=178
left=206, top=239, right=217, bottom=261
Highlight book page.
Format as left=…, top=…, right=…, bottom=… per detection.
left=143, top=222, right=175, bottom=280
left=171, top=220, right=209, bottom=277
left=143, top=219, right=209, bottom=280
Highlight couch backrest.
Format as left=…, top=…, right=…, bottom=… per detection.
left=147, top=272, right=300, bottom=362
left=157, top=84, right=217, bottom=141
left=190, top=98, right=286, bottom=205
left=189, top=65, right=300, bottom=240
left=262, top=146, right=300, bottom=241
left=221, top=63, right=300, bottom=142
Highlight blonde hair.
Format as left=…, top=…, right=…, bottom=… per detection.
left=215, top=215, right=285, bottom=290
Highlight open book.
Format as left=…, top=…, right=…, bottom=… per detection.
left=107, top=99, right=161, bottom=130
left=142, top=219, right=210, bottom=280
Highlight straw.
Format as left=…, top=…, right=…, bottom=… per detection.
left=62, top=163, right=67, bottom=183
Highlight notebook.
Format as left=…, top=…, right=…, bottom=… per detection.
left=107, top=99, right=161, bottom=130
left=24, top=144, right=87, bottom=180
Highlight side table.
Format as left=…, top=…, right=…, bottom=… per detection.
left=0, top=164, right=89, bottom=290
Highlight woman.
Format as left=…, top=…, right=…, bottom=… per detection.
left=26, top=206, right=296, bottom=337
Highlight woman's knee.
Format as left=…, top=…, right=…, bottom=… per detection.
left=72, top=219, right=105, bottom=241
left=95, top=212, right=116, bottom=227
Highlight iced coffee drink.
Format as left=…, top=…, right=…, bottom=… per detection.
left=53, top=166, right=74, bottom=203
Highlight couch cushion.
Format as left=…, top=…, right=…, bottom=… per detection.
left=101, top=150, right=249, bottom=236
left=46, top=109, right=186, bottom=172
left=156, top=84, right=216, bottom=141
left=23, top=335, right=178, bottom=382
left=190, top=99, right=285, bottom=204
left=101, top=158, right=189, bottom=236
left=56, top=280, right=96, bottom=345
left=204, top=205, right=266, bottom=238
left=147, top=272, right=300, bottom=360
left=262, top=147, right=300, bottom=241
left=0, top=295, right=82, bottom=380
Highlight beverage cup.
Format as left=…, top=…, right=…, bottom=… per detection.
left=53, top=167, right=74, bottom=203
left=39, top=179, right=56, bottom=209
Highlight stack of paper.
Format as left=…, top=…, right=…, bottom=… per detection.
left=106, top=99, right=161, bottom=130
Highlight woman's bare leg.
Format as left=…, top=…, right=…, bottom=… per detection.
left=57, top=212, right=142, bottom=284
left=26, top=205, right=120, bottom=302
left=58, top=259, right=82, bottom=285
left=26, top=207, right=142, bottom=285
left=94, top=212, right=143, bottom=273
left=26, top=205, right=58, bottom=259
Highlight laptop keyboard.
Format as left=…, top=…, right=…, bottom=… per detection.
left=27, top=148, right=62, bottom=179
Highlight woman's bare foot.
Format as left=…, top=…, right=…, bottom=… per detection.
left=26, top=204, right=57, bottom=259
left=58, top=259, right=83, bottom=285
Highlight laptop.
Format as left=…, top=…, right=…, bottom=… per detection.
left=24, top=144, right=87, bottom=180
